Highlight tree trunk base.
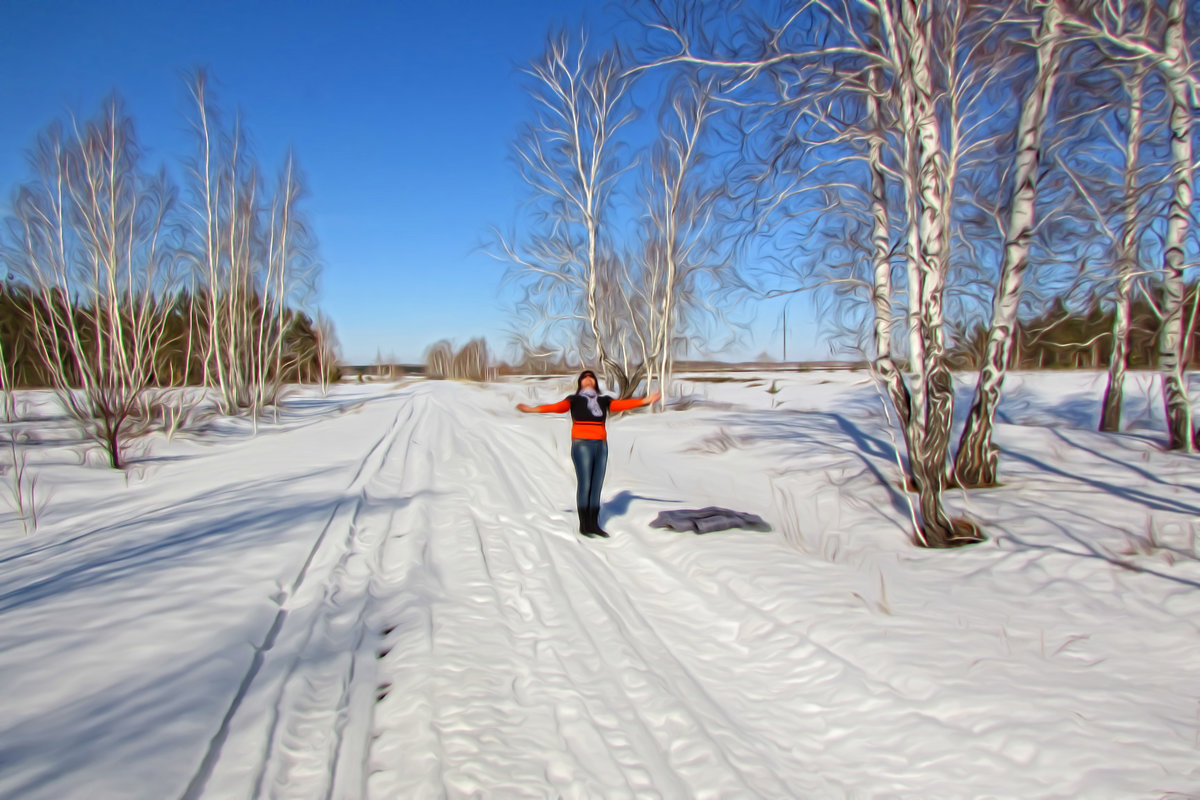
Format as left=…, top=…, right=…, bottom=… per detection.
left=916, top=517, right=984, bottom=549
left=944, top=473, right=1002, bottom=490
left=898, top=474, right=1005, bottom=492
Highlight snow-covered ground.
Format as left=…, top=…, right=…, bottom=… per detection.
left=1, top=371, right=1198, bottom=799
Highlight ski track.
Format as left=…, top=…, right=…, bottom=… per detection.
left=189, top=388, right=424, bottom=799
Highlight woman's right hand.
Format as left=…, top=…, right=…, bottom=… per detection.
left=517, top=403, right=535, bottom=413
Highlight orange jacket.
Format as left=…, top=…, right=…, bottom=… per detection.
left=532, top=394, right=650, bottom=440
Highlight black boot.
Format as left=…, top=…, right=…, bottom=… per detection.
left=577, top=506, right=596, bottom=538
left=589, top=507, right=610, bottom=538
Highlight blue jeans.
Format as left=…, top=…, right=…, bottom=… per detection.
left=570, top=439, right=608, bottom=511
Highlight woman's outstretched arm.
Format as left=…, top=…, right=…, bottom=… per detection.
left=609, top=390, right=661, bottom=413
left=517, top=399, right=570, bottom=413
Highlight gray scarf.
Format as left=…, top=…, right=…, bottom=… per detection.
left=579, top=388, right=602, bottom=417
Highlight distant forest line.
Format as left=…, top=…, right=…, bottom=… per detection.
left=0, top=285, right=335, bottom=389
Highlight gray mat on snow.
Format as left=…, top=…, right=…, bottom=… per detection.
left=649, top=506, right=772, bottom=534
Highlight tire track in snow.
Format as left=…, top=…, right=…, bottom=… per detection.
left=181, top=389, right=419, bottom=800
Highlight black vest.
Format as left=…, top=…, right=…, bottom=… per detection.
left=567, top=393, right=612, bottom=422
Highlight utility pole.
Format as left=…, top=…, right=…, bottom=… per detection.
left=782, top=305, right=788, bottom=363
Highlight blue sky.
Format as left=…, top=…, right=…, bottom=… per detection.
left=0, top=0, right=819, bottom=365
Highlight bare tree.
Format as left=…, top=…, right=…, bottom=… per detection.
left=5, top=96, right=177, bottom=468
left=0, top=323, right=16, bottom=422
left=865, top=27, right=912, bottom=432
left=182, top=70, right=320, bottom=419
left=184, top=69, right=252, bottom=412
left=424, top=340, right=454, bottom=379
left=453, top=338, right=491, bottom=381
left=779, top=0, right=968, bottom=543
left=424, top=338, right=490, bottom=381
left=1100, top=60, right=1152, bottom=431
left=633, top=75, right=730, bottom=408
left=257, top=151, right=319, bottom=410
left=888, top=0, right=966, bottom=542
left=498, top=32, right=640, bottom=393
left=953, top=0, right=1067, bottom=486
left=1155, top=0, right=1196, bottom=450
left=1061, top=0, right=1199, bottom=450
left=312, top=310, right=339, bottom=394
left=993, top=2, right=1168, bottom=432
left=634, top=0, right=984, bottom=546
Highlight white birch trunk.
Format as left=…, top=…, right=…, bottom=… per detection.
left=877, top=0, right=926, bottom=410
left=866, top=61, right=913, bottom=434
left=1101, top=69, right=1146, bottom=433
left=954, top=0, right=1064, bottom=486
left=1157, top=0, right=1194, bottom=451
left=895, top=0, right=966, bottom=545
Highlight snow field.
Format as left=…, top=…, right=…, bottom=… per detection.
left=0, top=372, right=1197, bottom=798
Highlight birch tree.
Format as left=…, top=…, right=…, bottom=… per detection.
left=635, top=76, right=729, bottom=408
left=1155, top=0, right=1196, bottom=450
left=312, top=311, right=339, bottom=393
left=5, top=97, right=177, bottom=468
left=636, top=0, right=981, bottom=546
left=865, top=34, right=913, bottom=432
left=256, top=151, right=319, bottom=411
left=498, top=33, right=641, bottom=393
left=183, top=70, right=320, bottom=417
left=1005, top=1, right=1164, bottom=432
left=1062, top=0, right=1199, bottom=450
left=1100, top=62, right=1150, bottom=431
left=0, top=307, right=18, bottom=421
left=953, top=0, right=1067, bottom=486
left=184, top=69, right=254, bottom=412
left=888, top=0, right=967, bottom=541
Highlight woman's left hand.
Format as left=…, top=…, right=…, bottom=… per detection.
left=647, top=391, right=661, bottom=405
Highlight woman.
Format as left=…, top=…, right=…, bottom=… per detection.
left=518, top=370, right=660, bottom=538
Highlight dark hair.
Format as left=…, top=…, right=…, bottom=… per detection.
left=576, top=370, right=599, bottom=394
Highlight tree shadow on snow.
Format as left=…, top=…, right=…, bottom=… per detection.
left=0, top=601, right=358, bottom=800
left=1002, top=522, right=1200, bottom=592
left=1044, top=427, right=1200, bottom=496
left=0, top=466, right=340, bottom=567
left=0, top=469, right=344, bottom=613
left=713, top=406, right=914, bottom=523
left=1001, top=445, right=1200, bottom=518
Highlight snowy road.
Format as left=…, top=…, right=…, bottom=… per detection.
left=196, top=381, right=828, bottom=798
left=2, top=374, right=1199, bottom=798
left=365, top=385, right=811, bottom=798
